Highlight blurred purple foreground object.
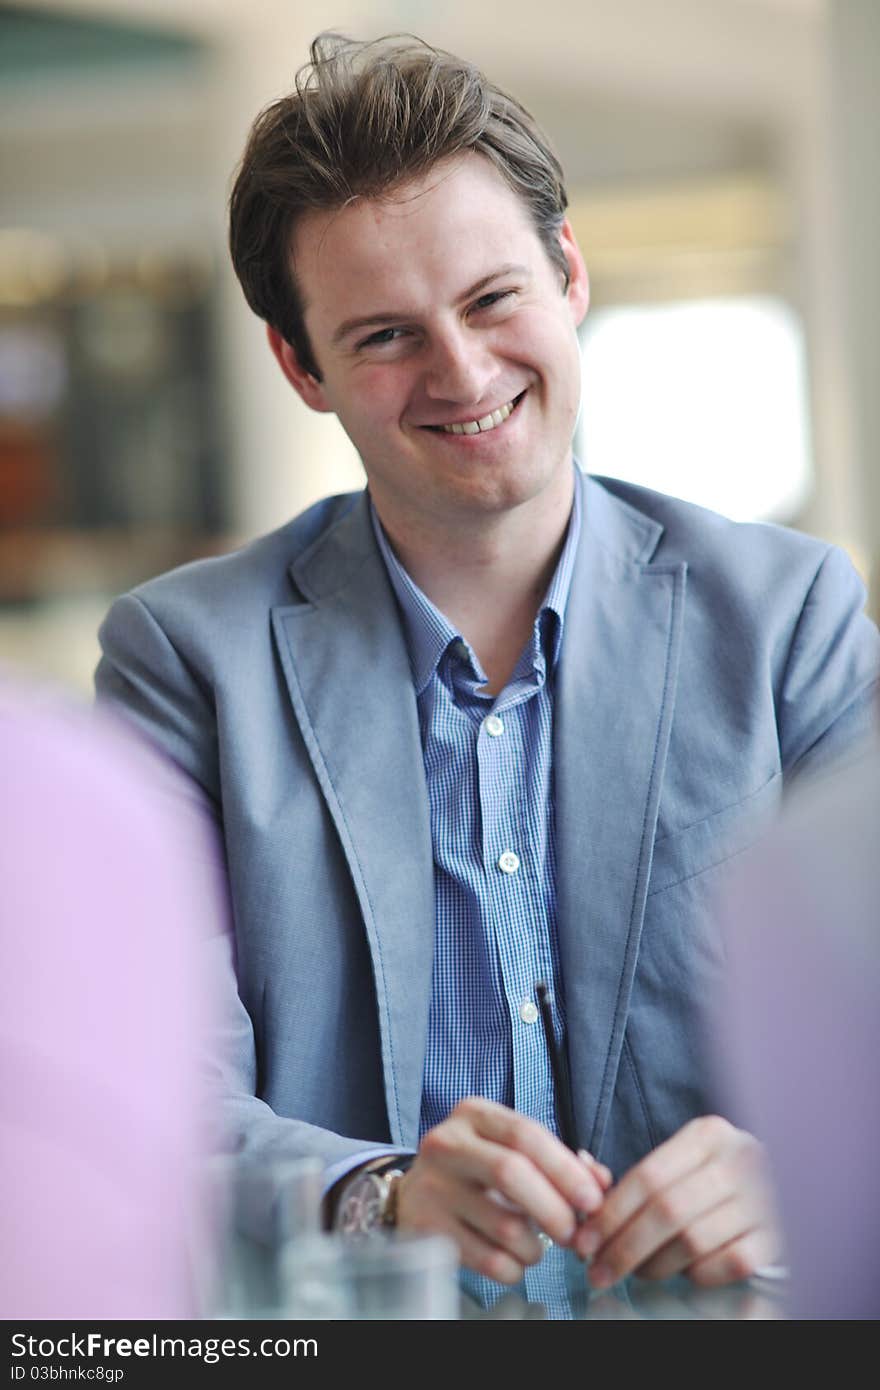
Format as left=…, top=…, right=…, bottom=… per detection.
left=717, top=748, right=880, bottom=1321
left=0, top=682, right=225, bottom=1318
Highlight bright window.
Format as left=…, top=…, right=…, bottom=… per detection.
left=578, top=296, right=812, bottom=522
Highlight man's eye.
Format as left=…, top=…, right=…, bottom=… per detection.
left=473, top=290, right=514, bottom=312
left=359, top=327, right=406, bottom=349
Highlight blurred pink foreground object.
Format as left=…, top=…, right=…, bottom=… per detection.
left=0, top=683, right=223, bottom=1318
left=717, top=749, right=880, bottom=1321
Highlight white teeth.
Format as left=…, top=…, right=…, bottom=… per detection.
left=440, top=396, right=518, bottom=435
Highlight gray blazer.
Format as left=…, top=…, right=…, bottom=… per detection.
left=96, top=472, right=880, bottom=1179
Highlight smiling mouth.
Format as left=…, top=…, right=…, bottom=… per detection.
left=423, top=390, right=527, bottom=436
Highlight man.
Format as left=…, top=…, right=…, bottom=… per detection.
left=96, top=34, right=879, bottom=1300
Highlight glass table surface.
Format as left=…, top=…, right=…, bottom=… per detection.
left=460, top=1244, right=786, bottom=1320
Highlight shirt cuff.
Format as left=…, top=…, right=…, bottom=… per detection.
left=751, top=1264, right=790, bottom=1282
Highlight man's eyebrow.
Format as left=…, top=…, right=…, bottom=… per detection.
left=331, top=264, right=531, bottom=345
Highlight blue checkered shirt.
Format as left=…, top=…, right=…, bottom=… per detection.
left=370, top=474, right=583, bottom=1313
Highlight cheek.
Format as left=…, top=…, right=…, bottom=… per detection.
left=518, top=312, right=583, bottom=422
left=499, top=307, right=576, bottom=371
left=541, top=312, right=582, bottom=388
left=341, top=368, right=411, bottom=431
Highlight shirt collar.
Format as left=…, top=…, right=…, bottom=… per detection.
left=370, top=465, right=583, bottom=696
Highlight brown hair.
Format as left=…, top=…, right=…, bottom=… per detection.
left=228, top=32, right=570, bottom=380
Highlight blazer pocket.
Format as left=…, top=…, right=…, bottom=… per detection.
left=647, top=772, right=782, bottom=896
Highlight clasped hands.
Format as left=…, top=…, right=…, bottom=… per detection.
left=395, top=1097, right=780, bottom=1288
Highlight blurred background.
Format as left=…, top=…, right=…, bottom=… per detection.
left=1, top=0, right=877, bottom=692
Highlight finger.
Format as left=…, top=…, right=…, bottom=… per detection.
left=631, top=1196, right=760, bottom=1282
left=579, top=1150, right=613, bottom=1190
left=581, top=1129, right=762, bottom=1278
left=397, top=1176, right=536, bottom=1286
left=460, top=1098, right=607, bottom=1212
left=452, top=1217, right=529, bottom=1285
left=585, top=1182, right=728, bottom=1290
left=426, top=1099, right=604, bottom=1234
left=458, top=1187, right=545, bottom=1268
left=575, top=1115, right=738, bottom=1260
left=687, top=1226, right=782, bottom=1289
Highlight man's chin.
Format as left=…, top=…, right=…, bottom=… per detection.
left=430, top=469, right=570, bottom=527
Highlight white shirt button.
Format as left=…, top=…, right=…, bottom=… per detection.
left=484, top=714, right=504, bottom=737
left=497, top=850, right=520, bottom=875
left=520, top=1000, right=539, bottom=1024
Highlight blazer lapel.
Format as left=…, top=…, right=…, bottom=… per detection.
left=270, top=494, right=434, bottom=1147
left=556, top=475, right=686, bottom=1156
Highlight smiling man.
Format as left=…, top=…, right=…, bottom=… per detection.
left=96, top=34, right=879, bottom=1306
left=268, top=151, right=587, bottom=699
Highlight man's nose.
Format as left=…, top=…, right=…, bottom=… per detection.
left=423, top=328, right=497, bottom=404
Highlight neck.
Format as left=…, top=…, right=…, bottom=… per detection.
left=374, top=467, right=575, bottom=693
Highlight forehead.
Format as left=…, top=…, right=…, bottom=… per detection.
left=290, top=154, right=543, bottom=322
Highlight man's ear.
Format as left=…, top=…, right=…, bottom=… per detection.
left=559, top=219, right=590, bottom=328
left=266, top=325, right=334, bottom=413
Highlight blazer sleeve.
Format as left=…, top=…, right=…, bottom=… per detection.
left=95, top=592, right=403, bottom=1178
left=777, top=544, right=880, bottom=784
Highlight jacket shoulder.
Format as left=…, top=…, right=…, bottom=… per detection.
left=591, top=474, right=835, bottom=583
left=127, top=491, right=365, bottom=617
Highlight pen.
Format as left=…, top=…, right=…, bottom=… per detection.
left=535, top=981, right=579, bottom=1152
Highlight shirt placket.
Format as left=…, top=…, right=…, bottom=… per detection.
left=461, top=673, right=557, bottom=1137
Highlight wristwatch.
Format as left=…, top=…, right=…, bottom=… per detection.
left=332, top=1158, right=412, bottom=1235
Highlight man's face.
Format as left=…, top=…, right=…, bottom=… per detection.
left=272, top=153, right=589, bottom=539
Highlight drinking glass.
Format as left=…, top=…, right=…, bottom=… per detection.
left=280, top=1232, right=460, bottom=1320
left=192, top=1154, right=324, bottom=1318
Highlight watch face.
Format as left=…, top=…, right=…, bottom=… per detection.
left=337, top=1173, right=385, bottom=1235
